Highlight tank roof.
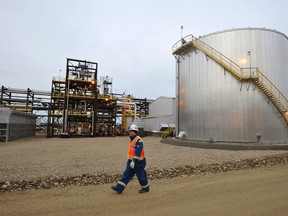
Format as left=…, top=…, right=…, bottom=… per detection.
left=199, top=27, right=288, bottom=40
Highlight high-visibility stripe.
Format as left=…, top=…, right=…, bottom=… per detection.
left=117, top=181, right=126, bottom=187
left=127, top=135, right=145, bottom=161
left=127, top=155, right=145, bottom=160
left=142, top=184, right=149, bottom=189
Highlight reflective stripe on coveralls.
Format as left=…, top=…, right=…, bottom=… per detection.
left=114, top=159, right=149, bottom=192
left=142, top=183, right=149, bottom=189
left=117, top=181, right=126, bottom=187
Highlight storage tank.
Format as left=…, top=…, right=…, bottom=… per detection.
left=172, top=28, right=288, bottom=143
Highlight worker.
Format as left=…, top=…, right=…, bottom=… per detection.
left=111, top=124, right=149, bottom=194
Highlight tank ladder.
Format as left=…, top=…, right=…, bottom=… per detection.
left=172, top=35, right=288, bottom=126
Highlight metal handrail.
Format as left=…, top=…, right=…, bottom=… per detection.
left=256, top=70, right=288, bottom=112
left=172, top=34, right=288, bottom=116
left=161, top=126, right=175, bottom=139
left=173, top=35, right=244, bottom=77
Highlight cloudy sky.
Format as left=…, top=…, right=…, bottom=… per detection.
left=1, top=0, right=287, bottom=99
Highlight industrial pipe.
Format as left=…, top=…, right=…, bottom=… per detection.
left=117, top=101, right=137, bottom=122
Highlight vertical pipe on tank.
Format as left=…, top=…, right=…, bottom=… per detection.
left=176, top=56, right=180, bottom=136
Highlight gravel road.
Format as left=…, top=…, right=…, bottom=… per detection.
left=1, top=165, right=288, bottom=216
left=0, top=135, right=287, bottom=182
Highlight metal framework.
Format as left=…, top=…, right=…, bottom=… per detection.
left=0, top=86, right=50, bottom=128
left=47, top=58, right=118, bottom=137
left=1, top=59, right=153, bottom=138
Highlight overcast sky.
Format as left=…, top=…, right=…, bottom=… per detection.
left=1, top=0, right=287, bottom=99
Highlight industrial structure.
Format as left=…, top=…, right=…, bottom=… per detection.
left=0, top=58, right=152, bottom=139
left=0, top=108, right=37, bottom=142
left=172, top=28, right=288, bottom=143
left=142, top=96, right=176, bottom=138
left=46, top=58, right=152, bottom=137
left=0, top=86, right=50, bottom=127
left=47, top=58, right=119, bottom=137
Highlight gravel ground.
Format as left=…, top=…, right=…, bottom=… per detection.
left=0, top=135, right=287, bottom=182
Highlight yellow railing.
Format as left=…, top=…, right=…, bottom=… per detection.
left=255, top=72, right=288, bottom=111
left=52, top=93, right=65, bottom=98
left=52, top=93, right=118, bottom=101
left=52, top=76, right=66, bottom=82
left=5, top=105, right=32, bottom=112
left=173, top=35, right=259, bottom=79
left=172, top=34, right=288, bottom=124
left=68, top=94, right=95, bottom=99
left=161, top=127, right=175, bottom=139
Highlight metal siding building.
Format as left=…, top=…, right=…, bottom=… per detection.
left=174, top=28, right=288, bottom=143
left=142, top=96, right=176, bottom=132
left=0, top=108, right=37, bottom=142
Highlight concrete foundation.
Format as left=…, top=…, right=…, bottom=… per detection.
left=0, top=108, right=37, bottom=142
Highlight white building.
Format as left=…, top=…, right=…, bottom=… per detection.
left=142, top=96, right=176, bottom=133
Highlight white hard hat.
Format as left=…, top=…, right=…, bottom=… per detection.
left=129, top=124, right=138, bottom=132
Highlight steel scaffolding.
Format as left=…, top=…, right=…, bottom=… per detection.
left=0, top=86, right=50, bottom=128
left=47, top=58, right=118, bottom=137
left=1, top=59, right=153, bottom=138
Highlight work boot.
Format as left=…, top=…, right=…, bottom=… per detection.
left=138, top=188, right=149, bottom=193
left=111, top=186, right=122, bottom=194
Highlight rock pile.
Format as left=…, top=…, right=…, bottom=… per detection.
left=1, top=153, right=288, bottom=193
left=148, top=153, right=288, bottom=179
left=0, top=173, right=122, bottom=193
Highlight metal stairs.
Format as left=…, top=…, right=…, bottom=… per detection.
left=172, top=35, right=288, bottom=126
left=253, top=79, right=288, bottom=122
left=161, top=127, right=175, bottom=139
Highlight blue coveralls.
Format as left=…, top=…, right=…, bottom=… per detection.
left=114, top=136, right=149, bottom=193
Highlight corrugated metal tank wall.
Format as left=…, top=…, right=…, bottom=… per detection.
left=176, top=28, right=288, bottom=143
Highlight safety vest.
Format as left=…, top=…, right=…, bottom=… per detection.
left=127, top=135, right=145, bottom=161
